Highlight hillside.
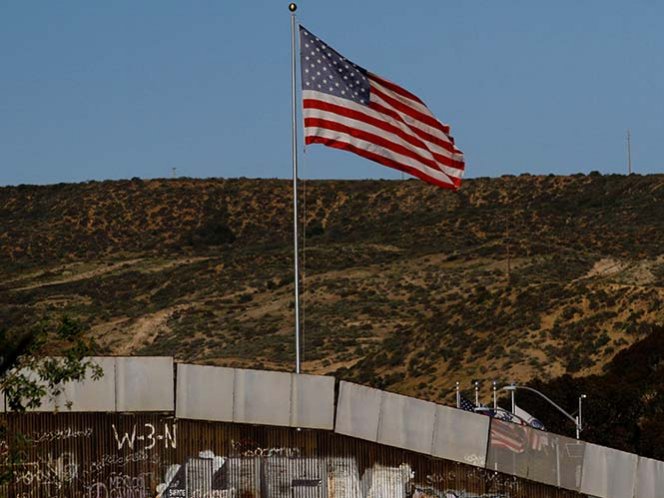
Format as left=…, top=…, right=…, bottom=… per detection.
left=1, top=174, right=663, bottom=409
left=517, top=325, right=664, bottom=458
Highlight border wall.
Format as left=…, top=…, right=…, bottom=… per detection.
left=1, top=357, right=662, bottom=498
left=5, top=413, right=581, bottom=498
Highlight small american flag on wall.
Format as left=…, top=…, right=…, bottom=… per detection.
left=490, top=419, right=528, bottom=454
left=300, top=26, right=465, bottom=190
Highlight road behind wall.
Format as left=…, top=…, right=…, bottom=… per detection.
left=2, top=413, right=585, bottom=498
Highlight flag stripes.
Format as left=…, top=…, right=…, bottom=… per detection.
left=303, top=92, right=462, bottom=163
left=369, top=78, right=452, bottom=138
left=490, top=419, right=528, bottom=454
left=300, top=26, right=465, bottom=190
left=303, top=101, right=464, bottom=176
left=306, top=134, right=459, bottom=190
left=303, top=91, right=463, bottom=189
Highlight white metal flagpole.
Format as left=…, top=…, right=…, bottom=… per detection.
left=289, top=2, right=301, bottom=374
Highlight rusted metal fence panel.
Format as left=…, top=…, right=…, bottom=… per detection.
left=1, top=413, right=585, bottom=498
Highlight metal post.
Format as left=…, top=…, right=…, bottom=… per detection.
left=455, top=381, right=460, bottom=408
left=492, top=381, right=497, bottom=410
left=578, top=394, right=586, bottom=439
left=555, top=441, right=561, bottom=487
left=575, top=416, right=580, bottom=440
left=474, top=381, right=479, bottom=407
left=289, top=2, right=301, bottom=374
left=503, top=384, right=582, bottom=438
left=505, top=215, right=511, bottom=283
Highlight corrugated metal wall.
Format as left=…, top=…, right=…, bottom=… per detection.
left=1, top=413, right=586, bottom=498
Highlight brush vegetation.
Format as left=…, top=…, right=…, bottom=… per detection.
left=1, top=173, right=663, bottom=453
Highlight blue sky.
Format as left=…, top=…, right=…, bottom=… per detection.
left=1, top=1, right=662, bottom=186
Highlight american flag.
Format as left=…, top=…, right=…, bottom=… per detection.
left=490, top=419, right=528, bottom=454
left=459, top=395, right=477, bottom=412
left=299, top=26, right=465, bottom=190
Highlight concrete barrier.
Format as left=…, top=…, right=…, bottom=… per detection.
left=431, top=404, right=490, bottom=468
left=116, top=356, right=174, bottom=411
left=290, top=372, right=335, bottom=429
left=580, top=442, right=638, bottom=498
left=335, top=382, right=489, bottom=468
left=58, top=356, right=116, bottom=412
left=176, top=363, right=235, bottom=421
left=5, top=367, right=58, bottom=412
left=377, top=389, right=437, bottom=454
left=486, top=420, right=585, bottom=492
left=175, top=364, right=335, bottom=429
left=4, top=357, right=116, bottom=412
left=335, top=381, right=383, bottom=442
left=635, top=456, right=664, bottom=498
left=234, top=368, right=292, bottom=426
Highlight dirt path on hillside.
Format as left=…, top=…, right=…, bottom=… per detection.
left=92, top=303, right=191, bottom=355
left=582, top=257, right=657, bottom=285
left=120, top=304, right=191, bottom=354
left=10, top=259, right=145, bottom=291
left=11, top=256, right=212, bottom=291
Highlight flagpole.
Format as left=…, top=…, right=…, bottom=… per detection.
left=289, top=2, right=301, bottom=374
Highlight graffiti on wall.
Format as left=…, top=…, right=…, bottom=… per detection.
left=12, top=451, right=79, bottom=492
left=2, top=443, right=518, bottom=498
left=425, top=469, right=519, bottom=494
left=112, top=422, right=177, bottom=451
left=1, top=414, right=583, bottom=498
left=152, top=448, right=513, bottom=498
left=416, top=491, right=510, bottom=498
left=28, top=427, right=93, bottom=444
left=230, top=438, right=301, bottom=458
left=85, top=472, right=152, bottom=498
left=157, top=450, right=230, bottom=498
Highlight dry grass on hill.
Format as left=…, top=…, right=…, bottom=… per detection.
left=1, top=173, right=663, bottom=405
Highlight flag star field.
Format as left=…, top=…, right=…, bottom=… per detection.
left=300, top=27, right=370, bottom=105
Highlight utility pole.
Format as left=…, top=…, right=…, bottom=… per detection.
left=505, top=214, right=511, bottom=284
left=627, top=130, right=632, bottom=175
